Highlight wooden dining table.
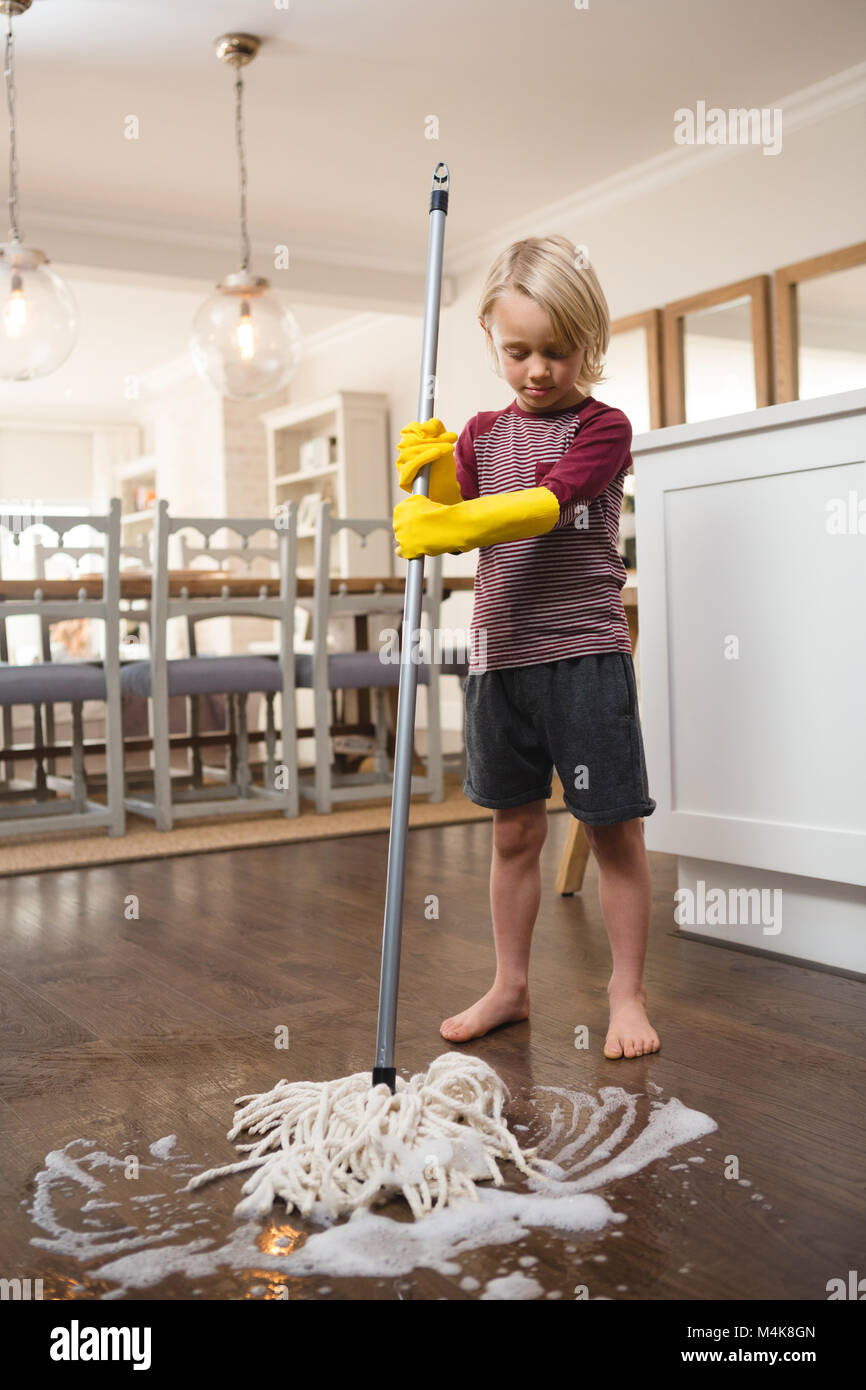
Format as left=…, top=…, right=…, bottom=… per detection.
left=0, top=571, right=478, bottom=601
left=0, top=568, right=639, bottom=894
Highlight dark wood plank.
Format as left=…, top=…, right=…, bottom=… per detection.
left=0, top=814, right=863, bottom=1301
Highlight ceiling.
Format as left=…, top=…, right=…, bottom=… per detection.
left=11, top=0, right=865, bottom=277
left=0, top=0, right=863, bottom=417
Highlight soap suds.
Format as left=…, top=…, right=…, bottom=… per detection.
left=481, top=1272, right=543, bottom=1300
left=25, top=1081, right=718, bottom=1297
left=149, top=1135, right=177, bottom=1160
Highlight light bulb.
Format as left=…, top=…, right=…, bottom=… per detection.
left=0, top=244, right=78, bottom=380
left=4, top=273, right=27, bottom=337
left=236, top=298, right=255, bottom=360
left=190, top=272, right=302, bottom=401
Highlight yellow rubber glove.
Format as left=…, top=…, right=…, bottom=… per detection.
left=393, top=487, right=560, bottom=560
left=395, top=418, right=462, bottom=507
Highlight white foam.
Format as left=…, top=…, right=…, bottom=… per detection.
left=247, top=1188, right=621, bottom=1281
left=481, top=1272, right=543, bottom=1300
left=26, top=1081, right=718, bottom=1295
left=149, top=1135, right=177, bottom=1160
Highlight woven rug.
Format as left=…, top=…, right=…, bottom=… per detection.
left=0, top=771, right=568, bottom=877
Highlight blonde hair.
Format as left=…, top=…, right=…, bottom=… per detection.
left=477, top=234, right=610, bottom=395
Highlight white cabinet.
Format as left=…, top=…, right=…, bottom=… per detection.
left=635, top=387, right=866, bottom=971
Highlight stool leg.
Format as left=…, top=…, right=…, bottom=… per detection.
left=555, top=818, right=591, bottom=895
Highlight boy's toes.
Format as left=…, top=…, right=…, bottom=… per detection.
left=605, top=1032, right=661, bottom=1058
left=440, top=1017, right=467, bottom=1041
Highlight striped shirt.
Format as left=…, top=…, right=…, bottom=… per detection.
left=454, top=396, right=633, bottom=673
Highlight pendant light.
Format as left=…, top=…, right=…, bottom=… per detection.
left=190, top=33, right=301, bottom=401
left=0, top=0, right=78, bottom=381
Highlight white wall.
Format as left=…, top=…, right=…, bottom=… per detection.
left=0, top=428, right=93, bottom=503
left=142, top=373, right=224, bottom=516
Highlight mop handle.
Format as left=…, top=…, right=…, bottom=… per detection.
left=372, top=161, right=450, bottom=1092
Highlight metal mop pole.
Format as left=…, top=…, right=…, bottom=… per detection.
left=372, top=161, right=450, bottom=1091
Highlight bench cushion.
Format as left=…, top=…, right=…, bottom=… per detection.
left=119, top=651, right=437, bottom=698
left=120, top=655, right=286, bottom=698
left=0, top=660, right=107, bottom=705
left=294, top=651, right=431, bottom=689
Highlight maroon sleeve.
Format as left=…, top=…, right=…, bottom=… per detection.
left=542, top=406, right=632, bottom=513
left=454, top=417, right=480, bottom=501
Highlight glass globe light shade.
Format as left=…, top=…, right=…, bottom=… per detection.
left=0, top=242, right=79, bottom=381
left=190, top=272, right=302, bottom=400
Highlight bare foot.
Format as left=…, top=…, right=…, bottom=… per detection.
left=604, top=984, right=660, bottom=1059
left=440, top=983, right=530, bottom=1043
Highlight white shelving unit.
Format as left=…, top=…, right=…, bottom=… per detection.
left=261, top=391, right=396, bottom=768
left=113, top=454, right=157, bottom=540
left=261, top=390, right=393, bottom=579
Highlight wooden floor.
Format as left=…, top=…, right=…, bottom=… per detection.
left=0, top=812, right=863, bottom=1302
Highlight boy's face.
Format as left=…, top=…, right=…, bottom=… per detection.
left=482, top=290, right=588, bottom=413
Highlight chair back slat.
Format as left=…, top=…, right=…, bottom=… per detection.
left=311, top=499, right=441, bottom=670
left=151, top=499, right=298, bottom=645
left=0, top=500, right=121, bottom=624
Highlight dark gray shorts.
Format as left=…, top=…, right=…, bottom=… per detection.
left=462, top=652, right=656, bottom=826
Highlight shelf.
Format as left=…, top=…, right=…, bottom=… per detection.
left=115, top=455, right=157, bottom=482
left=274, top=464, right=340, bottom=486
left=260, top=390, right=387, bottom=433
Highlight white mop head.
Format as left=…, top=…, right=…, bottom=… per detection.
left=187, top=1052, right=542, bottom=1221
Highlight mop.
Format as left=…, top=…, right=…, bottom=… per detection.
left=188, top=163, right=543, bottom=1222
